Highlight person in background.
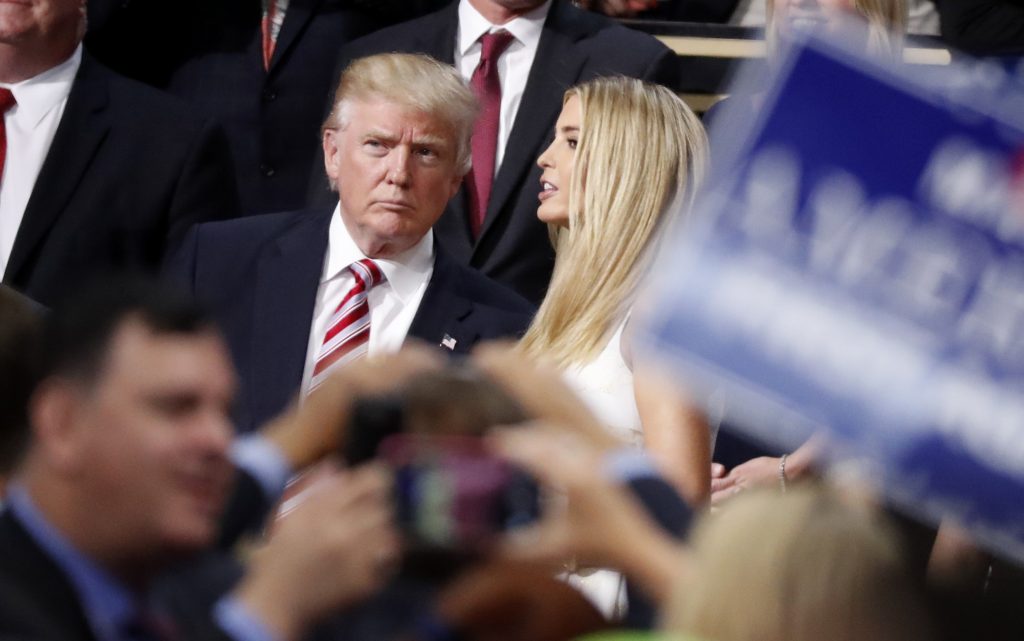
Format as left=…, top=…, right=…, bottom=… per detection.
left=706, top=0, right=907, bottom=490
left=0, top=0, right=238, bottom=306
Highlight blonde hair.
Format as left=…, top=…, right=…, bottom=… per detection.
left=323, top=53, right=479, bottom=174
left=766, top=0, right=907, bottom=58
left=665, top=486, right=930, bottom=641
left=519, top=77, right=708, bottom=367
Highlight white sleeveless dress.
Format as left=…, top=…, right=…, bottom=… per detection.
left=561, top=317, right=639, bottom=619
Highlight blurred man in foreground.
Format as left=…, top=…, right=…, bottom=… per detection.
left=0, top=279, right=399, bottom=641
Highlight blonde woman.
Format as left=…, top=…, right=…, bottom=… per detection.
left=519, top=77, right=710, bottom=506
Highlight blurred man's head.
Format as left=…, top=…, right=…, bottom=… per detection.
left=23, top=277, right=236, bottom=581
left=321, top=53, right=477, bottom=259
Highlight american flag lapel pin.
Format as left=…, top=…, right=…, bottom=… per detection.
left=440, top=334, right=457, bottom=351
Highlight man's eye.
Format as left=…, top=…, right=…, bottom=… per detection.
left=150, top=396, right=196, bottom=418
left=364, top=140, right=387, bottom=153
left=416, top=147, right=437, bottom=157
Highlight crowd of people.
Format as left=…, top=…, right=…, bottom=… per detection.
left=1, top=0, right=1023, bottom=640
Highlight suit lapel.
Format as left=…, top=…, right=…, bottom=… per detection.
left=476, top=1, right=592, bottom=246
left=248, top=210, right=331, bottom=425
left=407, top=245, right=474, bottom=354
left=268, top=0, right=320, bottom=73
left=5, top=54, right=110, bottom=284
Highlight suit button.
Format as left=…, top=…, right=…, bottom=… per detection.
left=262, top=89, right=277, bottom=102
left=260, top=164, right=275, bottom=177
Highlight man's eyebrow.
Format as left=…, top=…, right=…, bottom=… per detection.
left=410, top=133, right=447, bottom=148
left=363, top=128, right=399, bottom=142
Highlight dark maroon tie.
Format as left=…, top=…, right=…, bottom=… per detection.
left=467, top=30, right=515, bottom=239
left=0, top=88, right=16, bottom=186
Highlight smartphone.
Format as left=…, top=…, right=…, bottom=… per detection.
left=378, top=433, right=540, bottom=550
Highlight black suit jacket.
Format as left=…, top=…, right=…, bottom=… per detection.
left=2, top=53, right=239, bottom=308
left=85, top=0, right=456, bottom=217
left=315, top=1, right=676, bottom=304
left=166, top=207, right=535, bottom=433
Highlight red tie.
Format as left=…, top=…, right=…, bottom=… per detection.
left=261, top=0, right=284, bottom=70
left=0, top=88, right=16, bottom=185
left=467, top=31, right=515, bottom=239
left=309, top=259, right=385, bottom=391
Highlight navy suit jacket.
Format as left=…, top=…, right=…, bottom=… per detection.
left=0, top=509, right=234, bottom=641
left=2, top=53, right=238, bottom=308
left=167, top=207, right=536, bottom=433
left=314, top=0, right=676, bottom=304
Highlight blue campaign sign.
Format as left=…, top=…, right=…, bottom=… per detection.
left=635, top=29, right=1024, bottom=562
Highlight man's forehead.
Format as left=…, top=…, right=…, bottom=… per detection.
left=101, top=319, right=235, bottom=388
left=346, top=97, right=455, bottom=143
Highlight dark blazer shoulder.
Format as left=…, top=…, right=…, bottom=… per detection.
left=190, top=207, right=328, bottom=242
left=545, top=2, right=674, bottom=80
left=166, top=208, right=329, bottom=294
left=435, top=247, right=536, bottom=316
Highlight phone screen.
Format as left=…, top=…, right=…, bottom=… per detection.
left=379, top=434, right=540, bottom=549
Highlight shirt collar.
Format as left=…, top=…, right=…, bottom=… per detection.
left=0, top=44, right=82, bottom=129
left=325, top=203, right=435, bottom=306
left=457, top=0, right=550, bottom=57
left=6, top=484, right=137, bottom=641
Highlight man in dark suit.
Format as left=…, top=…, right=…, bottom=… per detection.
left=0, top=276, right=401, bottom=641
left=168, top=53, right=535, bottom=434
left=0, top=0, right=238, bottom=307
left=315, top=0, right=676, bottom=304
left=85, top=0, right=454, bottom=217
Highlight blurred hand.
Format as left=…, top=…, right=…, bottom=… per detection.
left=490, top=425, right=683, bottom=602
left=472, top=342, right=625, bottom=452
left=491, top=425, right=672, bottom=565
left=633, top=363, right=711, bottom=506
left=709, top=456, right=781, bottom=505
left=234, top=464, right=399, bottom=641
left=262, top=344, right=444, bottom=469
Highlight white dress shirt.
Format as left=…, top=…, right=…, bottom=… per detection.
left=0, top=45, right=82, bottom=278
left=456, top=0, right=550, bottom=177
left=300, top=204, right=435, bottom=394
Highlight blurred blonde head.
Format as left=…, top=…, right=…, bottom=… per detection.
left=519, top=77, right=708, bottom=367
left=767, top=0, right=907, bottom=59
left=665, top=486, right=930, bottom=641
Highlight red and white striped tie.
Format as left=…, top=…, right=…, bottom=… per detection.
left=309, top=259, right=385, bottom=391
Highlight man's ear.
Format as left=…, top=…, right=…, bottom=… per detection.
left=447, top=167, right=465, bottom=202
left=322, top=129, right=341, bottom=189
left=29, top=379, right=86, bottom=472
